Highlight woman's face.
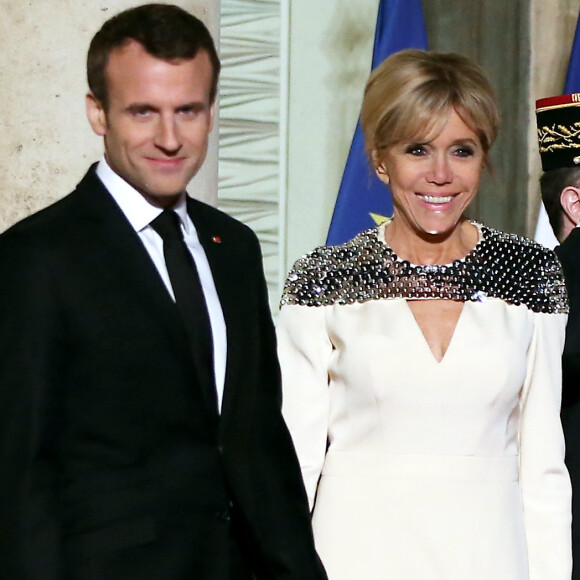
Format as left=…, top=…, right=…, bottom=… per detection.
left=376, top=108, right=484, bottom=239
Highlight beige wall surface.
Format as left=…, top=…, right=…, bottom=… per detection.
left=285, top=0, right=376, bottom=267
left=0, top=0, right=218, bottom=233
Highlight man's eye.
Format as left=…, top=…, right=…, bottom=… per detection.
left=131, top=109, right=152, bottom=118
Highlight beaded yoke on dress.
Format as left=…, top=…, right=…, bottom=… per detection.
left=281, top=221, right=568, bottom=314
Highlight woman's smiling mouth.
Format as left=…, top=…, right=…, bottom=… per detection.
left=418, top=194, right=455, bottom=204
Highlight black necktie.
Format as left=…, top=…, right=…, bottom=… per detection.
left=150, top=209, right=217, bottom=412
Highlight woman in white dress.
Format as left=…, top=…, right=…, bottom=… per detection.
left=278, top=50, right=571, bottom=579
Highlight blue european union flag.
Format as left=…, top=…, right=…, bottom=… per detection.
left=565, top=13, right=580, bottom=93
left=326, top=0, right=428, bottom=245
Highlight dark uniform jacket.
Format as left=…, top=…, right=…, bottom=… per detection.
left=557, top=227, right=580, bottom=579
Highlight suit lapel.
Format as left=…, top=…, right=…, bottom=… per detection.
left=75, top=168, right=177, bottom=313
left=75, top=169, right=218, bottom=428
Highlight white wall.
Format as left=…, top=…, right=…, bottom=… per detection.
left=285, top=0, right=377, bottom=269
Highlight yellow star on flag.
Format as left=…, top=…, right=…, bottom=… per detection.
left=370, top=212, right=391, bottom=226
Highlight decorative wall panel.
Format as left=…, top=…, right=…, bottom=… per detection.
left=219, top=0, right=285, bottom=312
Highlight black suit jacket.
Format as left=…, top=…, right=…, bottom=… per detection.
left=0, top=166, right=325, bottom=580
left=556, top=227, right=580, bottom=579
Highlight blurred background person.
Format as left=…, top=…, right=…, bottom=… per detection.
left=537, top=93, right=580, bottom=580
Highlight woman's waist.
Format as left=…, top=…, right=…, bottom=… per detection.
left=321, top=450, right=519, bottom=482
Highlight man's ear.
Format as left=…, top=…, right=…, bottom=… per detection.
left=86, top=93, right=107, bottom=137
left=560, top=185, right=580, bottom=227
left=208, top=102, right=216, bottom=133
left=371, top=150, right=389, bottom=184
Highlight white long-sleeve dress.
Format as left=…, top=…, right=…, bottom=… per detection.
left=278, top=222, right=571, bottom=580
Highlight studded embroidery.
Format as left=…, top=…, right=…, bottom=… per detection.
left=280, top=222, right=568, bottom=313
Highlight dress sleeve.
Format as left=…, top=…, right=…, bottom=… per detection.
left=519, top=310, right=572, bottom=579
left=277, top=304, right=333, bottom=509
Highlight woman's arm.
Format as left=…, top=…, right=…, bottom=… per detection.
left=519, top=310, right=572, bottom=579
left=277, top=304, right=333, bottom=509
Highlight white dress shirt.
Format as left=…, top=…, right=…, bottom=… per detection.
left=96, top=158, right=227, bottom=411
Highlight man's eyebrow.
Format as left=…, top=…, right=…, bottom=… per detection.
left=125, top=103, right=158, bottom=113
left=176, top=101, right=209, bottom=111
left=124, top=102, right=209, bottom=113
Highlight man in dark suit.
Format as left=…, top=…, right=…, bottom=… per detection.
left=0, top=5, right=325, bottom=579
left=537, top=93, right=580, bottom=579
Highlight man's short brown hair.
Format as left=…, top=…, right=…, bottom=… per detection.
left=87, top=4, right=221, bottom=109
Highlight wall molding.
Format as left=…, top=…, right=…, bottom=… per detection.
left=219, top=0, right=287, bottom=311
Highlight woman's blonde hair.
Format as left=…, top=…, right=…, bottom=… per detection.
left=361, top=49, right=500, bottom=165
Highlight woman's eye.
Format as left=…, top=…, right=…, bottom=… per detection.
left=405, top=144, right=427, bottom=156
left=455, top=146, right=475, bottom=158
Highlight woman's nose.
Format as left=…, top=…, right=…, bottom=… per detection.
left=426, top=154, right=452, bottom=185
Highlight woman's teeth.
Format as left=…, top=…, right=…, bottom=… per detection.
left=420, top=194, right=453, bottom=204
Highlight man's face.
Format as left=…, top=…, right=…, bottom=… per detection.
left=86, top=40, right=215, bottom=207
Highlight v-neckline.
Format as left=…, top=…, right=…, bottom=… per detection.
left=404, top=299, right=468, bottom=364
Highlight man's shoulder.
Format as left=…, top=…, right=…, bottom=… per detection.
left=187, top=196, right=248, bottom=227
left=557, top=228, right=580, bottom=267
left=2, top=197, right=77, bottom=253
left=0, top=167, right=107, bottom=267
left=186, top=196, right=258, bottom=243
left=1, top=166, right=100, bottom=239
left=556, top=229, right=580, bottom=296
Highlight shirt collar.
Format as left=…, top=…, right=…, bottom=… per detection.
left=96, top=157, right=189, bottom=233
left=171, top=195, right=192, bottom=235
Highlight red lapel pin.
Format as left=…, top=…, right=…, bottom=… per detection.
left=212, top=236, right=222, bottom=243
